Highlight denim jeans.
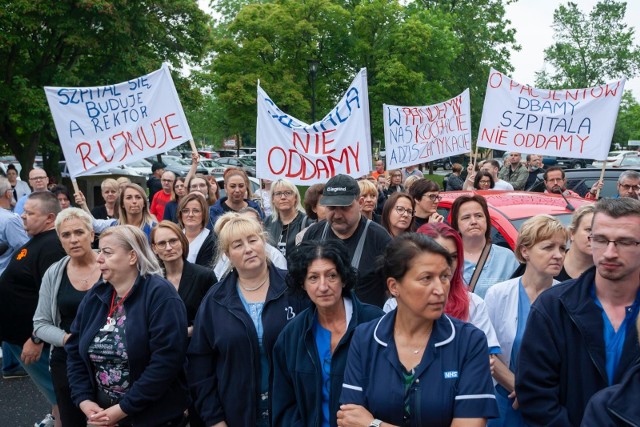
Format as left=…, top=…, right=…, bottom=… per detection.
left=5, top=342, right=57, bottom=405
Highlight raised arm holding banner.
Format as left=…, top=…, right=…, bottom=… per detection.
left=477, top=69, right=625, bottom=163
left=383, top=89, right=472, bottom=171
left=44, top=63, right=193, bottom=179
left=256, top=68, right=372, bottom=185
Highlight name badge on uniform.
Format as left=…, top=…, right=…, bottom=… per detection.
left=444, top=371, right=459, bottom=379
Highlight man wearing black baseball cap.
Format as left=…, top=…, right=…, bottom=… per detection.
left=302, top=174, right=391, bottom=307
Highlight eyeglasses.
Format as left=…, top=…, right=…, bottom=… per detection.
left=423, top=194, right=442, bottom=202
left=180, top=208, right=202, bottom=216
left=618, top=183, right=640, bottom=192
left=479, top=180, right=491, bottom=185
left=153, top=238, right=180, bottom=249
left=394, top=206, right=414, bottom=217
left=588, top=235, right=640, bottom=251
left=29, top=176, right=47, bottom=181
left=274, top=190, right=294, bottom=198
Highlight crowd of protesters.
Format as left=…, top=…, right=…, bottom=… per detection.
left=0, top=150, right=639, bottom=427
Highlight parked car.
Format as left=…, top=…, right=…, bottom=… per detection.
left=199, top=159, right=227, bottom=175
left=528, top=167, right=637, bottom=198
left=216, top=156, right=257, bottom=177
left=198, top=150, right=220, bottom=159
left=592, top=150, right=638, bottom=168
left=438, top=190, right=593, bottom=250
left=123, top=159, right=153, bottom=177
left=217, top=149, right=238, bottom=158
left=59, top=160, right=143, bottom=179
left=542, top=156, right=589, bottom=169
left=430, top=157, right=452, bottom=170
left=152, top=155, right=208, bottom=177
left=616, top=154, right=640, bottom=168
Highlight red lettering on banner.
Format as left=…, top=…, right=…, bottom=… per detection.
left=266, top=142, right=361, bottom=181
left=292, top=129, right=337, bottom=155
left=74, top=113, right=181, bottom=171
left=479, top=128, right=508, bottom=146
left=76, top=143, right=98, bottom=170
left=489, top=72, right=503, bottom=89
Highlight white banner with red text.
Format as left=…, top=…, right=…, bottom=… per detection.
left=477, top=69, right=624, bottom=161
left=256, top=68, right=372, bottom=185
left=383, top=89, right=471, bottom=170
left=45, top=63, right=192, bottom=178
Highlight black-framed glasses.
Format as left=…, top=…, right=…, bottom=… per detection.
left=588, top=235, right=640, bottom=251
left=154, top=238, right=180, bottom=249
left=394, top=206, right=414, bottom=217
left=273, top=190, right=294, bottom=198
left=424, top=193, right=442, bottom=202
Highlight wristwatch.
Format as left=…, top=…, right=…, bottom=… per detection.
left=369, top=419, right=382, bottom=427
left=30, top=334, right=43, bottom=344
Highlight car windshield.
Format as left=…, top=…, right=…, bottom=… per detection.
left=620, top=156, right=640, bottom=167
left=239, top=158, right=256, bottom=166
left=510, top=213, right=575, bottom=231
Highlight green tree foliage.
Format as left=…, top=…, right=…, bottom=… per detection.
left=613, top=91, right=640, bottom=146
left=535, top=0, right=640, bottom=89
left=0, top=0, right=211, bottom=177
left=194, top=0, right=517, bottom=147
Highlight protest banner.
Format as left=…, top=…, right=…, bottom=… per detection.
left=383, top=89, right=471, bottom=170
left=44, top=63, right=192, bottom=178
left=256, top=68, right=372, bottom=185
left=477, top=69, right=625, bottom=161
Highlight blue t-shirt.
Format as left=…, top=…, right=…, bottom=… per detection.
left=464, top=245, right=520, bottom=299
left=593, top=285, right=640, bottom=385
left=312, top=316, right=332, bottom=427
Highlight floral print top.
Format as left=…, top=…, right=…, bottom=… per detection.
left=88, top=299, right=130, bottom=399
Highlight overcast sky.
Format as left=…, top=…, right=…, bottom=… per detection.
left=198, top=0, right=640, bottom=98
left=505, top=0, right=640, bottom=98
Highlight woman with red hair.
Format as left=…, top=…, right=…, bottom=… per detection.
left=383, top=224, right=500, bottom=356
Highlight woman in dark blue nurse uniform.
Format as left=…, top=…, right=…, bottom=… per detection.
left=338, top=233, right=498, bottom=427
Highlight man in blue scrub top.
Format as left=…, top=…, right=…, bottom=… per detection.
left=516, top=198, right=640, bottom=427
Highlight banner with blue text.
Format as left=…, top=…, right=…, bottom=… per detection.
left=477, top=69, right=624, bottom=161
left=45, top=64, right=192, bottom=178
left=383, top=89, right=471, bottom=170
left=256, top=68, right=372, bottom=185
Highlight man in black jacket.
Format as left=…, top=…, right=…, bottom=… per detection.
left=516, top=198, right=640, bottom=426
left=0, top=192, right=66, bottom=426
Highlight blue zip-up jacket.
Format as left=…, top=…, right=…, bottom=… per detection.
left=208, top=196, right=265, bottom=229
left=271, top=292, right=383, bottom=427
left=341, top=311, right=498, bottom=426
left=582, top=362, right=640, bottom=427
left=65, top=274, right=189, bottom=427
left=516, top=267, right=640, bottom=427
left=187, top=265, right=309, bottom=427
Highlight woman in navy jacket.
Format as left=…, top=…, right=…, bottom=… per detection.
left=66, top=225, right=189, bottom=427
left=272, top=240, right=384, bottom=427
left=188, top=212, right=307, bottom=427
left=338, top=233, right=498, bottom=427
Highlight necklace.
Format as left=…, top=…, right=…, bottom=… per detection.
left=239, top=274, right=269, bottom=292
left=79, top=266, right=99, bottom=287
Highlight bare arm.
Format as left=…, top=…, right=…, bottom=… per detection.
left=185, top=152, right=200, bottom=186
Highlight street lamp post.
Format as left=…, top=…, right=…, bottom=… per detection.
left=307, top=59, right=319, bottom=123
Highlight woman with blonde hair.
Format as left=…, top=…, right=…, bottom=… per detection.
left=33, top=208, right=102, bottom=426
left=91, top=178, right=119, bottom=220
left=557, top=204, right=595, bottom=282
left=76, top=183, right=157, bottom=241
left=209, top=168, right=264, bottom=227
left=66, top=225, right=189, bottom=426
left=264, top=179, right=308, bottom=258
left=188, top=212, right=307, bottom=427
left=484, top=215, right=568, bottom=427
left=358, top=179, right=381, bottom=223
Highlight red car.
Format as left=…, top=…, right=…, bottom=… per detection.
left=437, top=191, right=594, bottom=250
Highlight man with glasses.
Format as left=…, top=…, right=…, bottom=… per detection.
left=302, top=174, right=391, bottom=307
left=615, top=170, right=640, bottom=199
left=542, top=166, right=580, bottom=197
left=14, top=168, right=50, bottom=215
left=150, top=171, right=175, bottom=220
left=517, top=198, right=640, bottom=426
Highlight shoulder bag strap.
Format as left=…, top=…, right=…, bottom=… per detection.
left=351, top=219, right=371, bottom=269
left=469, top=243, right=491, bottom=293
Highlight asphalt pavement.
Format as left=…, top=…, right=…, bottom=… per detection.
left=0, top=370, right=51, bottom=426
